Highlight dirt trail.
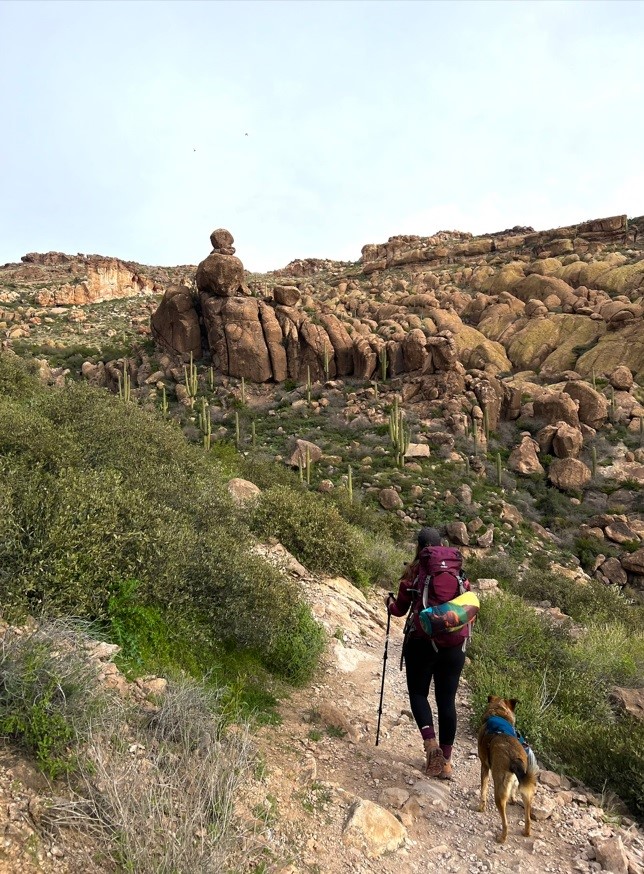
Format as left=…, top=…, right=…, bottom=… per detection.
left=255, top=574, right=644, bottom=874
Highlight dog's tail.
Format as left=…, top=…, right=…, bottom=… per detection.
left=510, top=746, right=539, bottom=784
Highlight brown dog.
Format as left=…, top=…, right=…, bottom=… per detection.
left=477, top=695, right=538, bottom=844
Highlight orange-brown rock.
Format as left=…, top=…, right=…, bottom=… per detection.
left=402, top=329, right=429, bottom=372
left=548, top=457, right=592, bottom=490
left=258, top=302, right=288, bottom=382
left=151, top=286, right=201, bottom=358
left=196, top=253, right=245, bottom=297
left=533, top=391, right=580, bottom=428
left=563, top=381, right=608, bottom=429
left=202, top=296, right=272, bottom=381
left=319, top=314, right=354, bottom=376
left=551, top=421, right=584, bottom=459
left=273, top=285, right=302, bottom=306
left=508, top=435, right=544, bottom=475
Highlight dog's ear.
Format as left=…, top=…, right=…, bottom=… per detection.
left=508, top=698, right=519, bottom=711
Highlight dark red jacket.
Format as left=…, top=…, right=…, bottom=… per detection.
left=388, top=548, right=469, bottom=647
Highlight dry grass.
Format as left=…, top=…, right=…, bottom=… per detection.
left=3, top=621, right=265, bottom=872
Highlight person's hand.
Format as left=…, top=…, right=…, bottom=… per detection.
left=385, top=592, right=395, bottom=610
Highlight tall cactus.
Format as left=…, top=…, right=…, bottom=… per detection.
left=323, top=346, right=330, bottom=381
left=496, top=451, right=502, bottom=487
left=160, top=386, right=168, bottom=417
left=208, top=366, right=215, bottom=392
left=240, top=376, right=246, bottom=405
left=380, top=346, right=388, bottom=382
left=198, top=397, right=211, bottom=450
left=117, top=363, right=131, bottom=402
left=347, top=465, right=353, bottom=504
left=184, top=352, right=198, bottom=401
left=389, top=397, right=410, bottom=468
left=306, top=365, right=312, bottom=406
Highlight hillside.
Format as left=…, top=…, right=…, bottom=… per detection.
left=1, top=212, right=644, bottom=872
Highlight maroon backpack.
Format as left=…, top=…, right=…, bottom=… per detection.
left=414, top=546, right=470, bottom=648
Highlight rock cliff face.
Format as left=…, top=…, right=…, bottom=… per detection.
left=151, top=213, right=644, bottom=393
left=151, top=229, right=461, bottom=384
left=1, top=252, right=192, bottom=308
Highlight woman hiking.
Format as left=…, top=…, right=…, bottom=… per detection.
left=385, top=527, right=469, bottom=780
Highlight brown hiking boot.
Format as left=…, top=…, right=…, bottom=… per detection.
left=423, top=739, right=445, bottom=777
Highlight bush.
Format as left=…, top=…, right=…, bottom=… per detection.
left=250, top=485, right=367, bottom=580
left=0, top=379, right=324, bottom=685
left=467, top=591, right=644, bottom=820
left=264, top=603, right=325, bottom=685
left=0, top=620, right=115, bottom=778
left=0, top=351, right=42, bottom=401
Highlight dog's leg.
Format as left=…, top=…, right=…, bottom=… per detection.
left=479, top=762, right=490, bottom=813
left=494, top=775, right=513, bottom=844
left=520, top=779, right=536, bottom=837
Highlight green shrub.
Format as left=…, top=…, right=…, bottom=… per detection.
left=0, top=350, right=43, bottom=399
left=0, top=379, right=324, bottom=686
left=0, top=621, right=113, bottom=778
left=264, top=603, right=325, bottom=685
left=467, top=591, right=644, bottom=820
left=250, top=485, right=367, bottom=579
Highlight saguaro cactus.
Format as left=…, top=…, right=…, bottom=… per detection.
left=389, top=397, right=410, bottom=468
left=184, top=352, right=198, bottom=401
left=117, top=363, right=131, bottom=402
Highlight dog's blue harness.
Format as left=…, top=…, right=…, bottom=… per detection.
left=484, top=716, right=538, bottom=771
left=485, top=716, right=517, bottom=737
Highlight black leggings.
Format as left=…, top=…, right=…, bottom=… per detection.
left=404, top=636, right=466, bottom=745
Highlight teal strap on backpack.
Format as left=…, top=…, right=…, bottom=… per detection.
left=418, top=591, right=480, bottom=637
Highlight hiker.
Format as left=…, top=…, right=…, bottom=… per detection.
left=385, top=527, right=468, bottom=780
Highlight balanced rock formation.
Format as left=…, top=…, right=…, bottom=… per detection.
left=150, top=228, right=464, bottom=387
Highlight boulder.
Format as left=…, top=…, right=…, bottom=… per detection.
left=446, top=521, right=469, bottom=545
left=405, top=443, right=430, bottom=458
left=227, top=478, right=261, bottom=505
left=151, top=286, right=201, bottom=358
left=342, top=799, right=407, bottom=859
left=619, top=548, right=644, bottom=575
left=379, top=488, right=403, bottom=510
left=551, top=421, right=584, bottom=459
left=609, top=687, right=644, bottom=722
left=427, top=333, right=458, bottom=371
left=563, top=381, right=608, bottom=429
left=202, top=296, right=272, bottom=381
left=196, top=253, right=245, bottom=297
left=289, top=439, right=322, bottom=468
left=258, top=302, right=288, bottom=382
left=598, top=557, right=628, bottom=586
left=402, top=328, right=429, bottom=371
left=548, top=458, right=591, bottom=491
left=533, top=391, right=580, bottom=428
left=604, top=517, right=640, bottom=544
left=576, top=320, right=644, bottom=382
left=591, top=836, right=629, bottom=874
left=609, top=365, right=634, bottom=391
left=319, top=314, right=354, bottom=376
left=508, top=435, right=544, bottom=476
left=273, top=285, right=301, bottom=307
left=210, top=227, right=235, bottom=252
left=353, top=336, right=377, bottom=379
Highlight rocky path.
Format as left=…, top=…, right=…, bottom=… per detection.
left=255, top=573, right=644, bottom=874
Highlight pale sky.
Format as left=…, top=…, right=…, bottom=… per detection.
left=1, top=0, right=643, bottom=271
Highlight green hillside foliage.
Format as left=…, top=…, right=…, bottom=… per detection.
left=466, top=559, right=644, bottom=819
left=0, top=353, right=324, bottom=695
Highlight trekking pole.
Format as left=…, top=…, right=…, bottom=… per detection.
left=376, top=597, right=393, bottom=747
